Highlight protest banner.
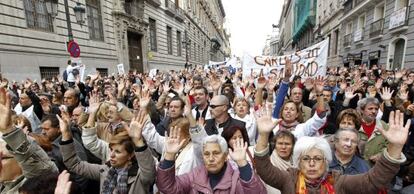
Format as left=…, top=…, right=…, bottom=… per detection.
left=242, top=38, right=329, bottom=79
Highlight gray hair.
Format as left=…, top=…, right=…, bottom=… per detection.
left=333, top=128, right=360, bottom=142
left=357, top=97, right=379, bottom=111
left=202, top=135, right=228, bottom=153
left=292, top=136, right=332, bottom=169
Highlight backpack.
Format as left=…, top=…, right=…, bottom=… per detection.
left=63, top=70, right=68, bottom=81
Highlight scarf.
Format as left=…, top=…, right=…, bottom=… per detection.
left=102, top=165, right=130, bottom=194
left=279, top=120, right=300, bottom=132
left=270, top=150, right=293, bottom=171
left=296, top=172, right=335, bottom=194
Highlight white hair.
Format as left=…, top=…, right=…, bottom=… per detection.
left=292, top=136, right=332, bottom=168
left=202, top=135, right=228, bottom=153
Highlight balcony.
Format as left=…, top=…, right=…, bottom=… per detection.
left=369, top=18, right=384, bottom=38
left=344, top=0, right=353, bottom=13
left=124, top=1, right=144, bottom=18
left=344, top=34, right=352, bottom=48
left=146, top=0, right=161, bottom=7
left=389, top=6, right=410, bottom=32
left=164, top=0, right=176, bottom=16
left=353, top=28, right=364, bottom=43
left=175, top=6, right=185, bottom=22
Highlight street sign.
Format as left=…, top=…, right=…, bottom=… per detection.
left=67, top=41, right=81, bottom=58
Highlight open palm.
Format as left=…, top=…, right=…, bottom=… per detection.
left=255, top=108, right=279, bottom=134
left=0, top=88, right=12, bottom=132
left=165, top=126, right=186, bottom=154
left=379, top=110, right=410, bottom=147
left=229, top=138, right=247, bottom=162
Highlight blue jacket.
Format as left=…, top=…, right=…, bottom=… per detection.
left=272, top=80, right=289, bottom=119
left=329, top=153, right=370, bottom=175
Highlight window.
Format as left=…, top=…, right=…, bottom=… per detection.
left=149, top=18, right=157, bottom=51
left=167, top=26, right=173, bottom=54
left=346, top=22, right=353, bottom=35
left=358, top=14, right=366, bottom=30
left=23, top=0, right=53, bottom=32
left=86, top=0, right=104, bottom=40
left=96, top=68, right=108, bottom=77
left=374, top=3, right=385, bottom=21
left=395, top=0, right=408, bottom=10
left=177, top=31, right=182, bottom=56
left=39, top=67, right=59, bottom=80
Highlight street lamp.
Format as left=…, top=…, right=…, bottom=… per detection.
left=73, top=2, right=86, bottom=26
left=45, top=0, right=86, bottom=41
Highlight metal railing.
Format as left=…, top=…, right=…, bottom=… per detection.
left=344, top=34, right=352, bottom=47
left=369, top=18, right=384, bottom=37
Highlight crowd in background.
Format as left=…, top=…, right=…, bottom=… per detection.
left=1, top=59, right=414, bottom=194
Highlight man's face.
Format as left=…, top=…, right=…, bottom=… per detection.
left=335, top=131, right=358, bottom=158
left=362, top=103, right=379, bottom=123
left=328, top=78, right=336, bottom=87
left=209, top=97, right=227, bottom=119
left=71, top=107, right=83, bottom=124
left=194, top=89, right=208, bottom=106
left=322, top=90, right=332, bottom=102
left=107, top=105, right=121, bottom=123
left=63, top=91, right=78, bottom=108
left=203, top=143, right=227, bottom=174
left=19, top=93, right=32, bottom=107
left=168, top=100, right=183, bottom=119
left=290, top=88, right=303, bottom=103
left=41, top=120, right=60, bottom=141
left=0, top=143, right=22, bottom=182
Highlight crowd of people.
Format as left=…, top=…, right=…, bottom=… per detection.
left=1, top=59, right=414, bottom=194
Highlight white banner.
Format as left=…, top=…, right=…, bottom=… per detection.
left=242, top=39, right=329, bottom=79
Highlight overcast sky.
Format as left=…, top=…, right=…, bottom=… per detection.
left=222, top=0, right=283, bottom=57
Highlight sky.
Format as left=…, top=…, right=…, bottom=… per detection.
left=222, top=0, right=284, bottom=57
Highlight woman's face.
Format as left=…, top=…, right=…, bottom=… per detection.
left=299, top=148, right=327, bottom=180
left=133, top=98, right=140, bottom=110
left=282, top=102, right=299, bottom=123
left=109, top=144, right=133, bottom=168
left=275, top=136, right=293, bottom=160
left=339, top=116, right=356, bottom=130
left=203, top=143, right=227, bottom=174
left=228, top=130, right=243, bottom=150
left=235, top=101, right=249, bottom=118
left=107, top=105, right=121, bottom=123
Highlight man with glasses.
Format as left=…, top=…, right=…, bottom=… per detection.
left=204, top=95, right=247, bottom=138
left=329, top=128, right=370, bottom=175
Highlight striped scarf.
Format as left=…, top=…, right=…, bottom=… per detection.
left=102, top=165, right=130, bottom=194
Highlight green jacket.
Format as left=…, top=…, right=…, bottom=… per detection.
left=358, top=119, right=389, bottom=166
left=1, top=128, right=58, bottom=194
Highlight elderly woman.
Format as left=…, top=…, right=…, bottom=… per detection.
left=254, top=110, right=409, bottom=193
left=156, top=132, right=266, bottom=193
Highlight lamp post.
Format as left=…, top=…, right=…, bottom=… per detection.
left=45, top=0, right=86, bottom=42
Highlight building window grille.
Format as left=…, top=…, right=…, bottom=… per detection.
left=23, top=0, right=54, bottom=32
left=167, top=26, right=173, bottom=55
left=39, top=67, right=60, bottom=80
left=149, top=18, right=157, bottom=51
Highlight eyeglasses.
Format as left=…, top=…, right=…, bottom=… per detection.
left=300, top=155, right=325, bottom=164
left=209, top=104, right=226, bottom=109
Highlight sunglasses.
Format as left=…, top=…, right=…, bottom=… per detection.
left=209, top=104, right=226, bottom=109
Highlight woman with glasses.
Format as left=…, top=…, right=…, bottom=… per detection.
left=254, top=109, right=409, bottom=193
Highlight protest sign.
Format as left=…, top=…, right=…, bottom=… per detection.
left=242, top=39, right=329, bottom=79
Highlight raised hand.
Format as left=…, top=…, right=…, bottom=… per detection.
left=126, top=110, right=148, bottom=144
left=0, top=88, right=12, bottom=133
left=54, top=170, right=72, bottom=194
left=284, top=57, right=293, bottom=80
left=255, top=106, right=279, bottom=135
left=344, top=87, right=357, bottom=100
left=228, top=138, right=248, bottom=167
left=378, top=110, right=410, bottom=159
left=314, top=75, right=325, bottom=94
left=57, top=107, right=71, bottom=140
left=380, top=87, right=394, bottom=102
left=139, top=87, right=151, bottom=109
left=399, top=90, right=409, bottom=102
left=257, top=76, right=267, bottom=89
left=24, top=79, right=33, bottom=90
left=164, top=126, right=186, bottom=157
left=395, top=70, right=404, bottom=80
left=304, top=78, right=314, bottom=90
left=88, top=91, right=101, bottom=113
left=162, top=81, right=171, bottom=94
left=375, top=78, right=383, bottom=90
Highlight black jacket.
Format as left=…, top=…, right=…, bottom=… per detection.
left=204, top=115, right=247, bottom=136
